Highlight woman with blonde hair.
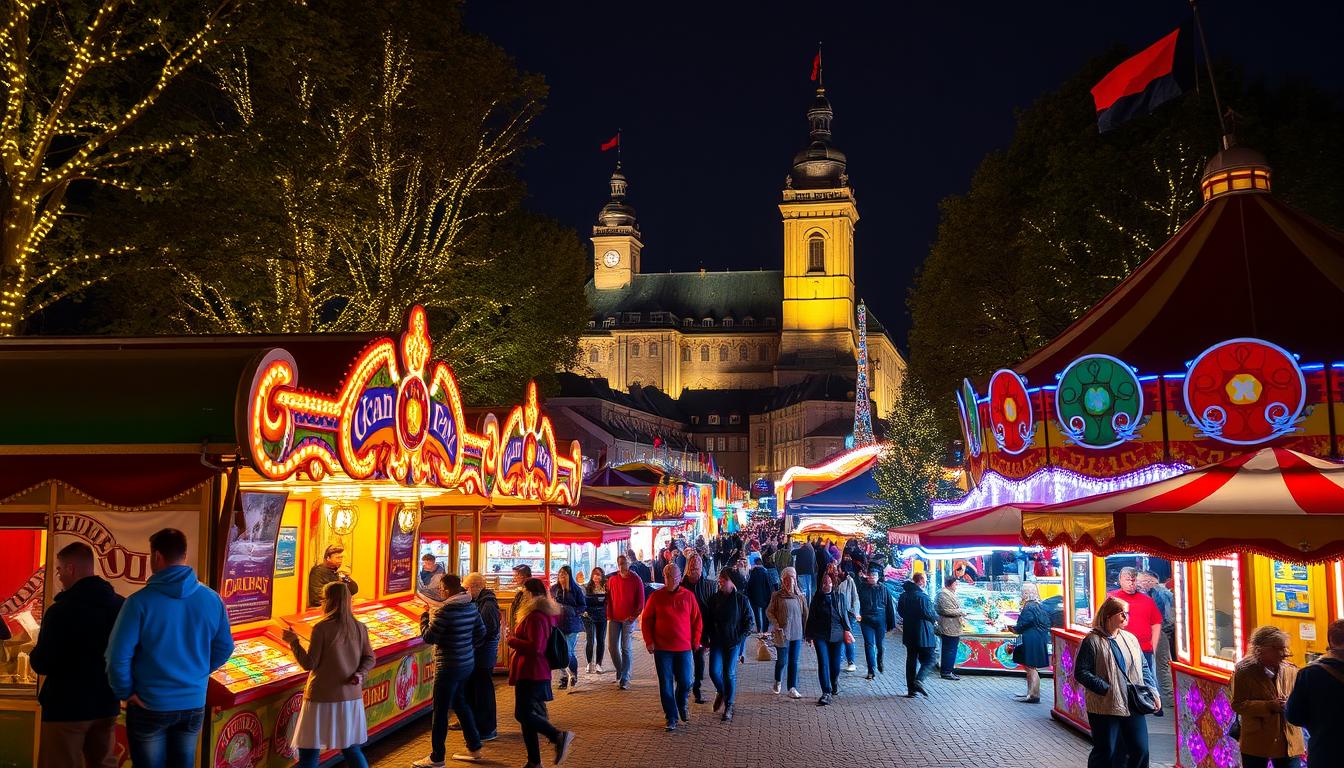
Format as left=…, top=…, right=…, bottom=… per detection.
left=283, top=581, right=375, bottom=768
left=1074, top=596, right=1160, bottom=768
left=766, top=566, right=809, bottom=698
left=1231, top=625, right=1305, bottom=768
left=1010, top=582, right=1052, bottom=704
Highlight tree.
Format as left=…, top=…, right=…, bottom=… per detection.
left=0, top=0, right=245, bottom=336
left=907, top=57, right=1344, bottom=426
left=870, top=378, right=961, bottom=531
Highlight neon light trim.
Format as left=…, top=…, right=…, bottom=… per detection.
left=931, top=464, right=1192, bottom=516
left=775, top=444, right=882, bottom=502
left=246, top=306, right=581, bottom=503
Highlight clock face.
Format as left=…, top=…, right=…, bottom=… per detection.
left=602, top=249, right=621, bottom=268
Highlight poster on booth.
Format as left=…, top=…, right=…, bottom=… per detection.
left=52, top=508, right=201, bottom=597
left=221, top=491, right=289, bottom=625
left=275, top=526, right=298, bottom=578
left=387, top=522, right=415, bottom=593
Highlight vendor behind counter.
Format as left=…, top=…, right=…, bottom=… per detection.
left=309, top=544, right=360, bottom=608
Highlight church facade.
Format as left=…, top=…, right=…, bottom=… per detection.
left=566, top=84, right=905, bottom=482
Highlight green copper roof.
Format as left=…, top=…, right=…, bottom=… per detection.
left=586, top=270, right=783, bottom=324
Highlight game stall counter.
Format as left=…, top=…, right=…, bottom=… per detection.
left=0, top=305, right=585, bottom=768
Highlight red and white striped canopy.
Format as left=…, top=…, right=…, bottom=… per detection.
left=889, top=504, right=1042, bottom=548
left=1022, top=448, right=1344, bottom=562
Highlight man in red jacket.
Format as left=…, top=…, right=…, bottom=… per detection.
left=642, top=563, right=703, bottom=732
left=607, top=554, right=646, bottom=690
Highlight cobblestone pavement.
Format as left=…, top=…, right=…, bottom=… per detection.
left=365, top=631, right=1172, bottom=768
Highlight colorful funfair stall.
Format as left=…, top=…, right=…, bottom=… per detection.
left=941, top=145, right=1344, bottom=768
left=0, top=306, right=583, bottom=768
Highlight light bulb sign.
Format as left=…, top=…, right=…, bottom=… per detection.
left=243, top=306, right=582, bottom=505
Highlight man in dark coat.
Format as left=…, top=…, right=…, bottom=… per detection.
left=29, top=541, right=125, bottom=768
left=855, top=567, right=897, bottom=680
left=464, top=572, right=501, bottom=740
left=627, top=548, right=653, bottom=585
left=792, top=538, right=816, bottom=601
left=896, top=572, right=938, bottom=698
left=745, top=561, right=773, bottom=638
left=307, top=544, right=358, bottom=607
left=420, top=574, right=486, bottom=763
left=702, top=568, right=754, bottom=721
left=681, top=556, right=717, bottom=703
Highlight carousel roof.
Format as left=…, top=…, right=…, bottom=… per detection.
left=1021, top=447, right=1344, bottom=562
left=1016, top=160, right=1344, bottom=381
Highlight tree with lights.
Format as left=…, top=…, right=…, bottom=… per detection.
left=870, top=378, right=961, bottom=531
left=0, top=0, right=244, bottom=335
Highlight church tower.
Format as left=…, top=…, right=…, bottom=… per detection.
left=592, top=165, right=643, bottom=291
left=778, top=80, right=858, bottom=371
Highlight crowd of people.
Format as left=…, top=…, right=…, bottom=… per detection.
left=22, top=521, right=1344, bottom=768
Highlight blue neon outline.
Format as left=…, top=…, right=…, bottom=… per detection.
left=1053, top=353, right=1145, bottom=450
left=1181, top=337, right=1308, bottom=446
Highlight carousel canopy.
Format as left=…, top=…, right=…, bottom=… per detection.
left=1022, top=447, right=1344, bottom=562
left=1016, top=153, right=1344, bottom=380
left=888, top=504, right=1041, bottom=548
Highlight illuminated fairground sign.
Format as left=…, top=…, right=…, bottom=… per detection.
left=243, top=306, right=582, bottom=504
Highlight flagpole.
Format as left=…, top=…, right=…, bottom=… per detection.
left=1189, top=0, right=1229, bottom=143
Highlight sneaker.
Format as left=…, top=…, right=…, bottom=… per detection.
left=941, top=673, right=961, bottom=681
left=665, top=722, right=677, bottom=732
left=587, top=662, right=595, bottom=674
left=557, top=676, right=568, bottom=691
left=865, top=672, right=875, bottom=680
left=479, top=732, right=498, bottom=742
left=412, top=757, right=445, bottom=768
left=450, top=751, right=482, bottom=763
left=712, top=693, right=723, bottom=712
left=619, top=680, right=630, bottom=690
left=678, top=704, right=689, bottom=723
left=845, top=663, right=857, bottom=672
left=772, top=681, right=781, bottom=695
left=595, top=664, right=605, bottom=673
left=817, top=694, right=831, bottom=706
left=788, top=687, right=802, bottom=699
left=877, top=662, right=884, bottom=673
left=554, top=731, right=575, bottom=765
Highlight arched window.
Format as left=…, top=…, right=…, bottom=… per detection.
left=588, top=348, right=600, bottom=364
left=807, top=234, right=825, bottom=272
left=700, top=345, right=709, bottom=362
left=738, top=344, right=749, bottom=361
left=631, top=342, right=640, bottom=358
left=682, top=346, right=691, bottom=362
left=649, top=341, right=659, bottom=357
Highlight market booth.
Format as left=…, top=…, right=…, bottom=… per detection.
left=0, top=306, right=585, bottom=768
left=889, top=504, right=1061, bottom=674
left=777, top=445, right=882, bottom=541
left=938, top=144, right=1344, bottom=767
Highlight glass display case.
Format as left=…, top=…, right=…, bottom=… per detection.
left=954, top=580, right=1026, bottom=635
left=355, top=603, right=422, bottom=649
left=210, top=635, right=303, bottom=694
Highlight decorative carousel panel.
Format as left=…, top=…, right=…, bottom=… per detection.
left=987, top=369, right=1034, bottom=455
left=1174, top=666, right=1239, bottom=768
left=1051, top=632, right=1089, bottom=732
left=1182, top=338, right=1306, bottom=446
left=958, top=378, right=983, bottom=458
left=1055, top=354, right=1144, bottom=449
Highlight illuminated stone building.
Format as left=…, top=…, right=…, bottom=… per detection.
left=565, top=85, right=905, bottom=482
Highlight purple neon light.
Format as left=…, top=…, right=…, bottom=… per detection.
left=1211, top=737, right=1238, bottom=768
left=931, top=463, right=1191, bottom=517
left=1211, top=689, right=1235, bottom=730
left=1183, top=682, right=1207, bottom=720
left=1185, top=731, right=1210, bottom=764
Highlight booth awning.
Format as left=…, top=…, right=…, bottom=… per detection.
left=786, top=466, right=879, bottom=514
left=888, top=504, right=1041, bottom=548
left=1022, top=447, right=1344, bottom=562
left=572, top=489, right=649, bottom=526
left=793, top=518, right=867, bottom=538
left=0, top=454, right=218, bottom=509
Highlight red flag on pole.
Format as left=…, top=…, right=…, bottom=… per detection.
left=810, top=51, right=821, bottom=82
left=600, top=133, right=620, bottom=152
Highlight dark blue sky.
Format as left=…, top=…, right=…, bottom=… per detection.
left=463, top=1, right=1343, bottom=346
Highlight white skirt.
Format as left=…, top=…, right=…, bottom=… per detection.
left=291, top=699, right=368, bottom=750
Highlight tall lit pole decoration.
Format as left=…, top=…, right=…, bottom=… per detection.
left=852, top=301, right=875, bottom=447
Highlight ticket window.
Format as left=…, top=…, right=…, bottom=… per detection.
left=1069, top=551, right=1096, bottom=630
left=0, top=526, right=46, bottom=691
left=1199, top=558, right=1243, bottom=670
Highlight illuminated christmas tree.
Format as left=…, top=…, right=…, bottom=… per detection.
left=853, top=300, right=875, bottom=447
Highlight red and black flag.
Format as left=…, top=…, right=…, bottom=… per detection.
left=1091, top=21, right=1193, bottom=133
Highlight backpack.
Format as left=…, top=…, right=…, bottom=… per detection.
left=545, top=624, right=569, bottom=669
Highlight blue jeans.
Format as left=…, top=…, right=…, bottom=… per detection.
left=752, top=605, right=768, bottom=637
left=126, top=706, right=204, bottom=768
left=1240, top=757, right=1303, bottom=768
left=467, top=641, right=498, bottom=737
left=844, top=635, right=855, bottom=664
left=653, top=650, right=692, bottom=726
left=563, top=632, right=579, bottom=676
left=940, top=634, right=960, bottom=675
left=298, top=747, right=367, bottom=768
left=774, top=639, right=802, bottom=690
left=431, top=672, right=480, bottom=760
left=607, top=619, right=635, bottom=684
left=860, top=621, right=885, bottom=674
left=707, top=645, right=739, bottom=707
left=815, top=639, right=843, bottom=694
left=1087, top=712, right=1149, bottom=768
left=797, top=573, right=814, bottom=602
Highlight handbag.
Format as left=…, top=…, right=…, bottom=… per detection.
left=544, top=625, right=569, bottom=670
left=1109, top=636, right=1159, bottom=715
left=755, top=636, right=777, bottom=661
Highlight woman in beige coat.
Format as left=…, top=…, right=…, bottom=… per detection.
left=1231, top=625, right=1305, bottom=768
left=1073, top=596, right=1161, bottom=768
left=283, top=581, right=376, bottom=768
left=766, top=567, right=809, bottom=699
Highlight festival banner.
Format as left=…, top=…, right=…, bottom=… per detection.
left=52, top=508, right=201, bottom=597
left=221, top=491, right=289, bottom=625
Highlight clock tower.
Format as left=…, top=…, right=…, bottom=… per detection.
left=593, top=165, right=642, bottom=291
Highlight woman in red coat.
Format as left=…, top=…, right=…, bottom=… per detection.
left=508, top=578, right=576, bottom=768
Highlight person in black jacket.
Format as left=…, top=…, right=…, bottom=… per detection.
left=420, top=574, right=487, bottom=763
left=896, top=572, right=939, bottom=698
left=682, top=556, right=718, bottom=703
left=703, top=568, right=753, bottom=721
left=805, top=571, right=853, bottom=706
left=464, top=572, right=501, bottom=741
left=29, top=541, right=125, bottom=768
left=745, top=561, right=773, bottom=639
left=550, top=566, right=586, bottom=691
left=792, top=538, right=816, bottom=601
left=855, top=567, right=897, bottom=680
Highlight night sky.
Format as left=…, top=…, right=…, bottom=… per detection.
left=464, top=2, right=1344, bottom=347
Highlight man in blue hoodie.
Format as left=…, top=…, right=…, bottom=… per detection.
left=106, top=528, right=233, bottom=768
